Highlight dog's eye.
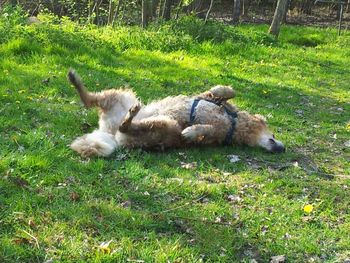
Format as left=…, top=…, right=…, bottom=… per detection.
left=269, top=138, right=276, bottom=144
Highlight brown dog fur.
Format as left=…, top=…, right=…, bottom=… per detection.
left=68, top=70, right=285, bottom=157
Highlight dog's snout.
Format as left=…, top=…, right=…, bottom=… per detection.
left=271, top=143, right=285, bottom=153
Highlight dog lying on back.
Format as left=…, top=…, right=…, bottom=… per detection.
left=68, top=69, right=285, bottom=157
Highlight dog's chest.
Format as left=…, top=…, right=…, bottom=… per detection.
left=193, top=101, right=231, bottom=125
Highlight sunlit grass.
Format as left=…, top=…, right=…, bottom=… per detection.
left=0, top=11, right=349, bottom=262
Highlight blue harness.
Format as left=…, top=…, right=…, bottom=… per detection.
left=189, top=99, right=238, bottom=145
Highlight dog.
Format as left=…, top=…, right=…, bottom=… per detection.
left=67, top=69, right=285, bottom=157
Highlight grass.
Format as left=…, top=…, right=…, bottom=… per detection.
left=0, top=9, right=350, bottom=262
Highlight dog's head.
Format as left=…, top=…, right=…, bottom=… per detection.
left=235, top=112, right=285, bottom=153
left=254, top=114, right=285, bottom=153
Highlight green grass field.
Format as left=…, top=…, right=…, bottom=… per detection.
left=0, top=9, right=350, bottom=262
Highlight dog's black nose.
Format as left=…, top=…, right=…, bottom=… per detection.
left=271, top=144, right=285, bottom=153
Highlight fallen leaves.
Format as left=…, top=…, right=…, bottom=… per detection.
left=19, top=229, right=40, bottom=248
left=283, top=233, right=292, bottom=240
left=344, top=140, right=350, bottom=147
left=227, top=154, right=240, bottom=163
left=180, top=162, right=197, bottom=170
left=295, top=109, right=304, bottom=116
left=270, top=255, right=285, bottom=263
left=116, top=153, right=129, bottom=161
left=121, top=200, right=132, bottom=208
left=28, top=219, right=36, bottom=229
left=9, top=176, right=30, bottom=188
left=227, top=194, right=242, bottom=203
left=69, top=192, right=80, bottom=202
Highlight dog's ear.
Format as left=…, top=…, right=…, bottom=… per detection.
left=254, top=114, right=267, bottom=124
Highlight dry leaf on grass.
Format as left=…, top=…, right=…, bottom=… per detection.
left=9, top=176, right=30, bottom=188
left=270, top=255, right=285, bottom=263
left=116, top=153, right=129, bottom=161
left=121, top=200, right=132, bottom=208
left=227, top=154, right=240, bottom=163
left=181, top=162, right=197, bottom=169
left=227, top=195, right=242, bottom=203
left=70, top=192, right=80, bottom=202
left=295, top=109, right=304, bottom=116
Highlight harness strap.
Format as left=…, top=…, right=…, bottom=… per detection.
left=189, top=99, right=200, bottom=125
left=189, top=98, right=238, bottom=145
left=223, top=110, right=238, bottom=145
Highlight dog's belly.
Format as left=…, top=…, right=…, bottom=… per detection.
left=134, top=95, right=192, bottom=123
left=134, top=96, right=231, bottom=128
left=115, top=97, right=233, bottom=149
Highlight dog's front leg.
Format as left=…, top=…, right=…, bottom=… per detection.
left=182, top=124, right=226, bottom=145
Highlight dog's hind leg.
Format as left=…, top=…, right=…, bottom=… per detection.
left=68, top=69, right=140, bottom=134
left=67, top=69, right=99, bottom=108
left=67, top=69, right=139, bottom=112
left=70, top=130, right=117, bottom=157
left=117, top=115, right=182, bottom=149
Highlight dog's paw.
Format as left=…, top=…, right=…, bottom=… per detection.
left=209, top=85, right=235, bottom=99
left=181, top=127, right=199, bottom=141
left=129, top=102, right=141, bottom=117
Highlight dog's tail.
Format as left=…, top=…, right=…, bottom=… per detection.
left=70, top=130, right=117, bottom=157
left=68, top=69, right=98, bottom=108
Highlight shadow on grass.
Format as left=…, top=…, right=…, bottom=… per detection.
left=1, top=22, right=349, bottom=261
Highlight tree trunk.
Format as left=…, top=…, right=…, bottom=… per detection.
left=112, top=0, right=124, bottom=26
left=142, top=0, right=152, bottom=27
left=268, top=0, right=289, bottom=37
left=336, top=3, right=342, bottom=19
left=10, top=0, right=17, bottom=7
left=204, top=0, right=214, bottom=23
left=152, top=0, right=160, bottom=18
left=300, top=0, right=312, bottom=15
left=162, top=0, right=172, bottom=20
left=108, top=0, right=113, bottom=24
left=282, top=0, right=289, bottom=23
left=175, top=0, right=183, bottom=19
left=242, top=0, right=245, bottom=16
left=233, top=0, right=241, bottom=23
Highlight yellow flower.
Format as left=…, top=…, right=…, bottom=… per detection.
left=303, top=204, right=313, bottom=213
left=98, top=240, right=112, bottom=254
left=346, top=123, right=350, bottom=131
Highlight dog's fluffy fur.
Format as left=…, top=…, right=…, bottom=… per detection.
left=68, top=70, right=285, bottom=157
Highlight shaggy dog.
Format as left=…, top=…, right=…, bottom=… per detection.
left=68, top=69, right=285, bottom=157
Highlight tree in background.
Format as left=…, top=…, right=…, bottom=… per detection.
left=3, top=0, right=348, bottom=29
left=268, top=0, right=289, bottom=37
left=233, top=0, right=241, bottom=23
left=142, top=0, right=152, bottom=27
left=162, top=0, right=172, bottom=20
